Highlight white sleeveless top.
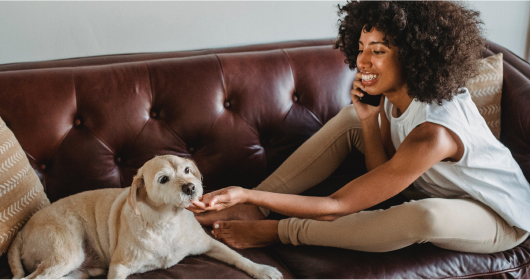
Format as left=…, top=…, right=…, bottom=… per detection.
left=384, top=88, right=530, bottom=232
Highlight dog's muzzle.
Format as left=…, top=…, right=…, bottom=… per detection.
left=182, top=183, right=195, bottom=196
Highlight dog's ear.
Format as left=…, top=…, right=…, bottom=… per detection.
left=128, top=173, right=144, bottom=216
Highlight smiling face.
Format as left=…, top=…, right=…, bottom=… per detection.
left=357, top=27, right=407, bottom=97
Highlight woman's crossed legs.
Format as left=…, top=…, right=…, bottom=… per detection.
left=212, top=198, right=528, bottom=253
left=200, top=105, right=528, bottom=253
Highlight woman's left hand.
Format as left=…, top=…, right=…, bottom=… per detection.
left=187, top=186, right=247, bottom=213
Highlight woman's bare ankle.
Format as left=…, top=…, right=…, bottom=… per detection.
left=212, top=220, right=280, bottom=249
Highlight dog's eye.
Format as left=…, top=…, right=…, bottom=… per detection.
left=159, top=176, right=169, bottom=184
left=185, top=167, right=190, bottom=174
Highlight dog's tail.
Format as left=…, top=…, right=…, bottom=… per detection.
left=7, top=231, right=25, bottom=279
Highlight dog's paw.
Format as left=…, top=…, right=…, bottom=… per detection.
left=247, top=264, right=283, bottom=279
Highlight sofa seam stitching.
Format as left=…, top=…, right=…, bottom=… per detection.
left=280, top=49, right=297, bottom=125
left=128, top=62, right=154, bottom=148
left=179, top=54, right=226, bottom=154
left=200, top=54, right=229, bottom=139
left=146, top=62, right=154, bottom=105
left=39, top=69, right=76, bottom=185
left=214, top=54, right=228, bottom=103
left=71, top=67, right=117, bottom=156
left=81, top=126, right=116, bottom=155
left=143, top=61, right=188, bottom=152
left=160, top=119, right=189, bottom=148
left=212, top=53, right=261, bottom=138
left=281, top=49, right=323, bottom=127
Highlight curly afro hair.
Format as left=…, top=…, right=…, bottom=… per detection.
left=335, top=1, right=485, bottom=104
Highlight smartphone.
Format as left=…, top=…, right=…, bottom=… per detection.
left=358, top=88, right=381, bottom=106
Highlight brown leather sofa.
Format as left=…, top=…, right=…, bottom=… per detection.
left=0, top=39, right=529, bottom=278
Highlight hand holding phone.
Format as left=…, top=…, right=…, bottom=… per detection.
left=358, top=88, right=381, bottom=106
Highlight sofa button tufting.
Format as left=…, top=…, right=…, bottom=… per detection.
left=188, top=147, right=195, bottom=153
left=40, top=164, right=46, bottom=170
left=150, top=111, right=158, bottom=118
left=74, top=119, right=82, bottom=126
left=293, top=95, right=299, bottom=102
left=116, top=157, right=122, bottom=163
left=224, top=101, right=230, bottom=108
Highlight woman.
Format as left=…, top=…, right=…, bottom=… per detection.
left=189, top=1, right=530, bottom=253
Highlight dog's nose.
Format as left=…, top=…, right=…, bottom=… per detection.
left=182, top=183, right=195, bottom=195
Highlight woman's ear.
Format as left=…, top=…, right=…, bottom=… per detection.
left=128, top=173, right=145, bottom=216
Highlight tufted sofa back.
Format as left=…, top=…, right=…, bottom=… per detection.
left=0, top=39, right=529, bottom=203
left=0, top=41, right=353, bottom=202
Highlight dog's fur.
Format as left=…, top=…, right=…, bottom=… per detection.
left=7, top=155, right=282, bottom=279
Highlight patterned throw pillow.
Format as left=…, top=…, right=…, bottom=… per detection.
left=466, top=53, right=503, bottom=139
left=0, top=117, right=49, bottom=256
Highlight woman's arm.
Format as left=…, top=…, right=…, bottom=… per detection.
left=190, top=122, right=463, bottom=221
left=361, top=104, right=397, bottom=171
left=379, top=102, right=396, bottom=160
left=351, top=72, right=393, bottom=171
left=327, top=122, right=463, bottom=218
left=360, top=114, right=388, bottom=172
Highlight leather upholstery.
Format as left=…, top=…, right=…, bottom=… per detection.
left=484, top=42, right=530, bottom=183
left=0, top=39, right=334, bottom=72
left=0, top=39, right=529, bottom=278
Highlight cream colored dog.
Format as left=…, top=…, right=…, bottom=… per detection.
left=7, top=155, right=282, bottom=279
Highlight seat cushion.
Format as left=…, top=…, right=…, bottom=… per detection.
left=272, top=238, right=530, bottom=279
left=127, top=247, right=294, bottom=279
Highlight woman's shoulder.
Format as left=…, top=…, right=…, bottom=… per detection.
left=423, top=88, right=472, bottom=118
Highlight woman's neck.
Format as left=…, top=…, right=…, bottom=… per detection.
left=385, top=89, right=413, bottom=118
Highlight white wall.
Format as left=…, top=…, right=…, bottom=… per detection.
left=0, top=1, right=343, bottom=65
left=0, top=1, right=528, bottom=65
left=467, top=1, right=530, bottom=60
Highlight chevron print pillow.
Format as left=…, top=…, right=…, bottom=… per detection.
left=466, top=53, right=503, bottom=139
left=0, top=117, right=49, bottom=256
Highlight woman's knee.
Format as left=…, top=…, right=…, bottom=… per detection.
left=403, top=199, right=450, bottom=241
left=335, top=105, right=362, bottom=128
left=333, top=105, right=364, bottom=153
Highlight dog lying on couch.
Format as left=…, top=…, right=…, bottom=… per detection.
left=7, top=155, right=282, bottom=279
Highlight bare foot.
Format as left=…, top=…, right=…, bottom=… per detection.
left=211, top=220, right=280, bottom=249
left=194, top=204, right=265, bottom=226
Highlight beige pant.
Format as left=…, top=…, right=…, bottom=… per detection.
left=254, top=105, right=529, bottom=253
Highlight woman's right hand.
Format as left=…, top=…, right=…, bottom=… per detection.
left=188, top=186, right=247, bottom=213
left=351, top=72, right=383, bottom=120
